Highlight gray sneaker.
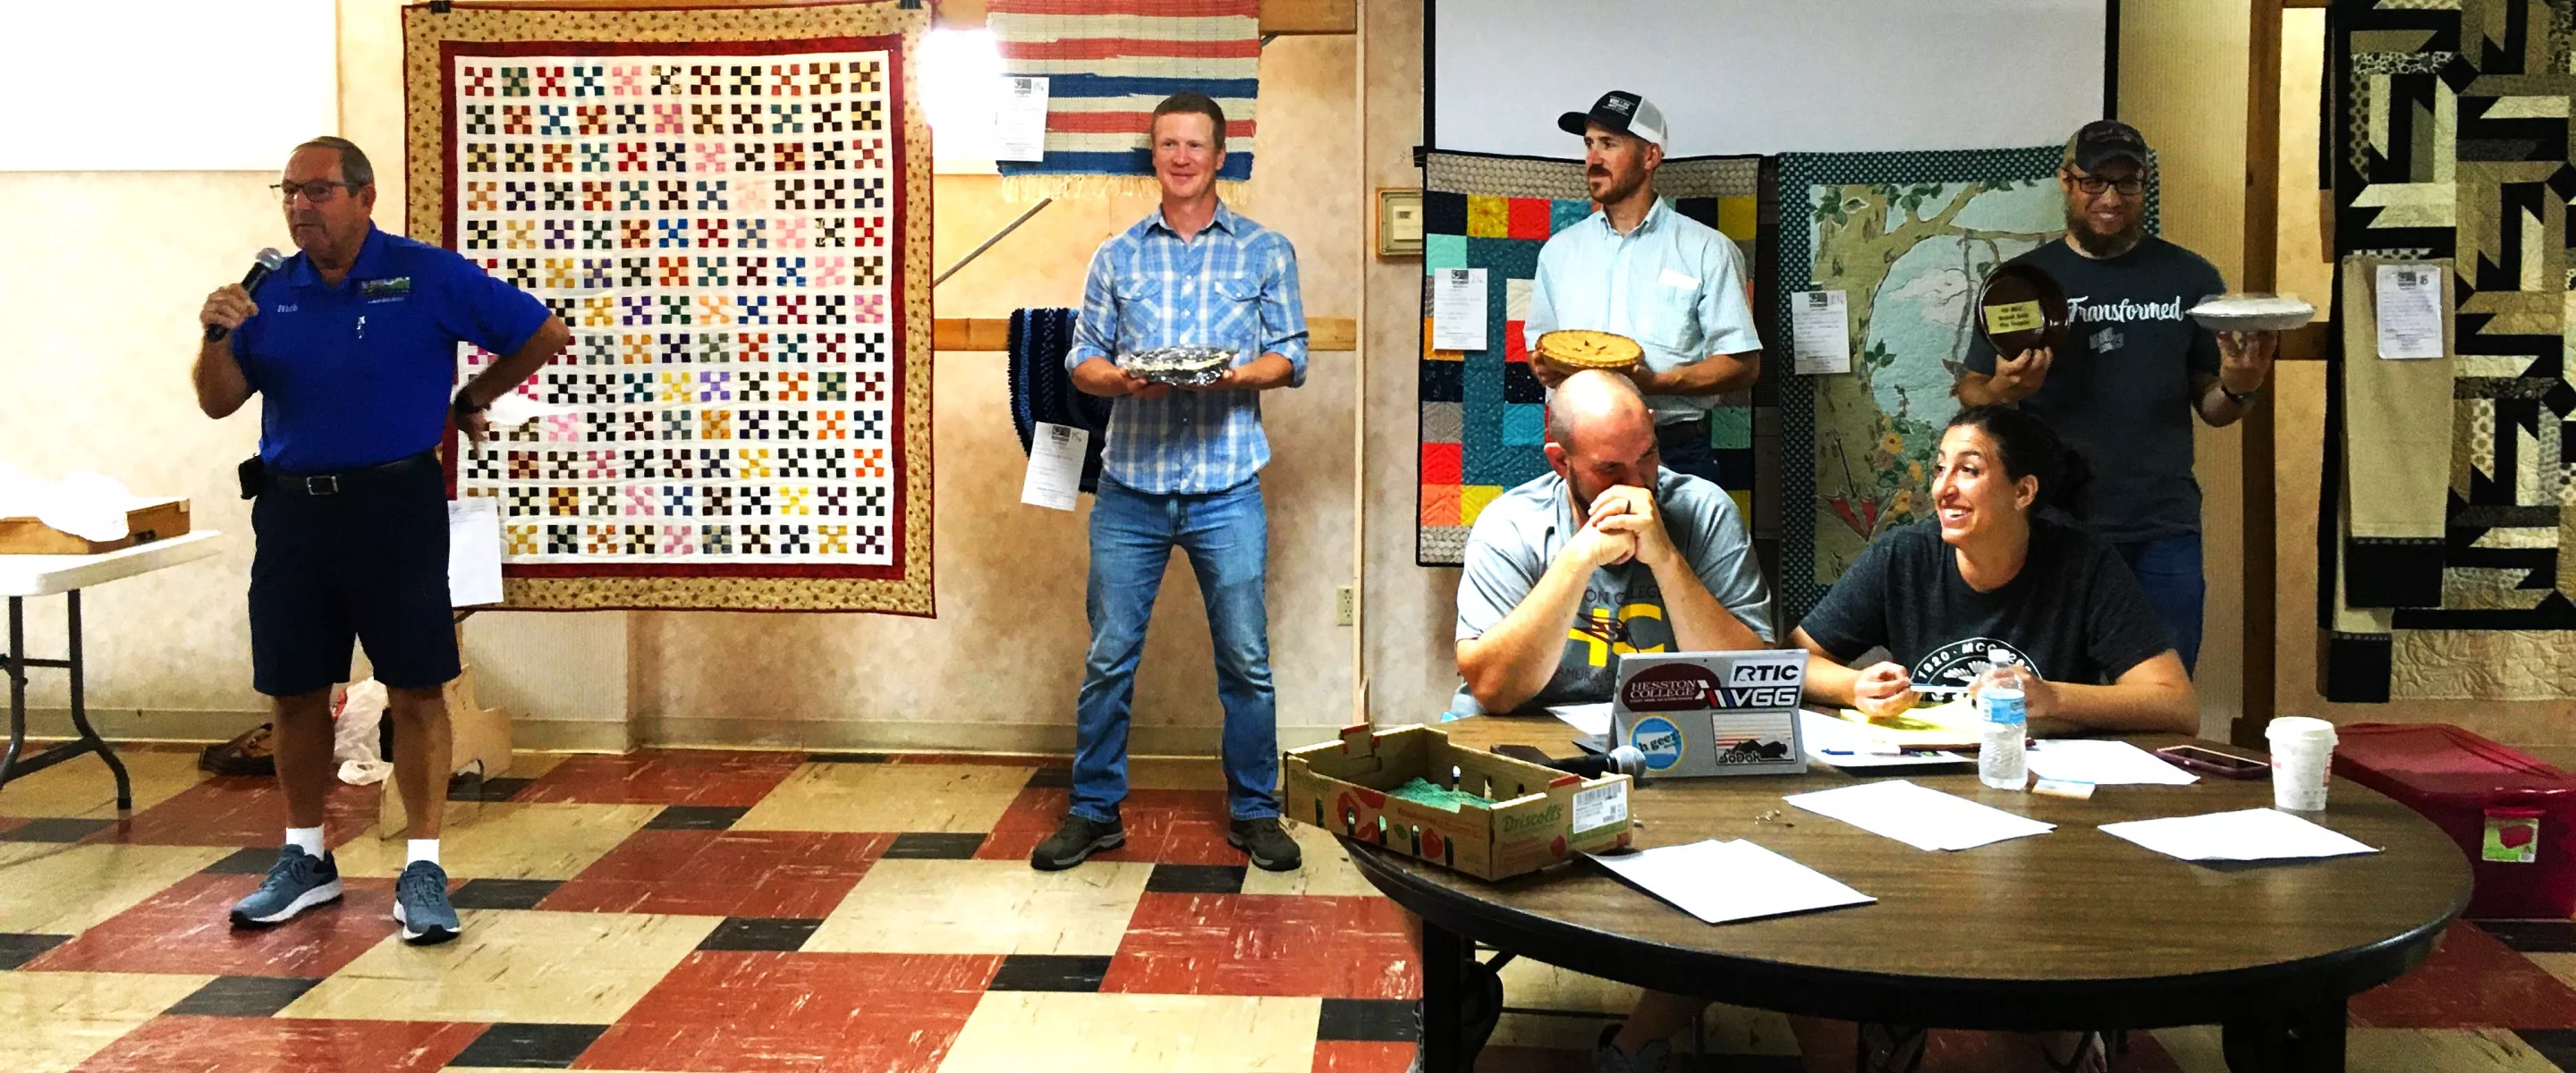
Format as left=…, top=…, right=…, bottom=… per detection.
left=1030, top=814, right=1124, bottom=871
left=392, top=860, right=462, bottom=945
left=227, top=846, right=343, bottom=928
left=1593, top=1024, right=1670, bottom=1073
left=1228, top=816, right=1302, bottom=872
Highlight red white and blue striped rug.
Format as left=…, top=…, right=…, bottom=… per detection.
left=987, top=0, right=1258, bottom=190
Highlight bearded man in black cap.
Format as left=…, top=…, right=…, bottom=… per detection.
left=1954, top=120, right=2278, bottom=676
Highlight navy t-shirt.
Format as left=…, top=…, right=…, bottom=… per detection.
left=232, top=226, right=551, bottom=472
left=1797, top=518, right=2174, bottom=693
left=1963, top=236, right=2226, bottom=543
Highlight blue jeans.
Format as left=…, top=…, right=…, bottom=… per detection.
left=2114, top=534, right=2204, bottom=675
left=1072, top=475, right=1279, bottom=823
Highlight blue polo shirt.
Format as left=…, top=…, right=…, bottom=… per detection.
left=232, top=225, right=551, bottom=472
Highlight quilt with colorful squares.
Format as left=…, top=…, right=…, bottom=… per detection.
left=402, top=1, right=933, bottom=613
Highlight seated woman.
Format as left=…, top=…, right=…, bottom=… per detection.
left=1589, top=404, right=2196, bottom=1073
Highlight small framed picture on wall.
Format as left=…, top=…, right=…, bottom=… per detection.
left=1377, top=188, right=1424, bottom=258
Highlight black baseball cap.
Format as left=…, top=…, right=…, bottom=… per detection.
left=1557, top=90, right=1666, bottom=148
left=2065, top=120, right=2150, bottom=173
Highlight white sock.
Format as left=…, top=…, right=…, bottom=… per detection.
left=406, top=839, right=440, bottom=867
left=285, top=827, right=326, bottom=858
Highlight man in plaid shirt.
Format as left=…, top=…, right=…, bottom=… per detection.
left=1035, top=92, right=1309, bottom=874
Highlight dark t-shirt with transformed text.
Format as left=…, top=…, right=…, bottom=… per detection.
left=1964, top=236, right=2226, bottom=543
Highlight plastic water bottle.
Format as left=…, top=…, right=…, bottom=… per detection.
left=1979, top=687, right=2028, bottom=790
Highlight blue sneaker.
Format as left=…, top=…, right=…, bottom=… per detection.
left=228, top=846, right=343, bottom=928
left=392, top=861, right=462, bottom=946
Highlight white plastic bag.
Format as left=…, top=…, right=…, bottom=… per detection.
left=333, top=679, right=392, bottom=785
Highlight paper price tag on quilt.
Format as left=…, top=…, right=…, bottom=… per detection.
left=2376, top=263, right=2445, bottom=359
left=1431, top=267, right=1488, bottom=351
left=1790, top=290, right=1852, bottom=375
left=447, top=498, right=503, bottom=608
left=1021, top=422, right=1088, bottom=511
left=993, top=75, right=1049, bottom=162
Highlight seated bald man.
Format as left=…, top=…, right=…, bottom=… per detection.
left=1453, top=369, right=1774, bottom=715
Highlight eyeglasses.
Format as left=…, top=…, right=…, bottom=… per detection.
left=2068, top=174, right=2145, bottom=198
left=271, top=181, right=356, bottom=203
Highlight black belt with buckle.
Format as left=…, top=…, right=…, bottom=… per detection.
left=265, top=452, right=436, bottom=497
left=1654, top=417, right=1712, bottom=451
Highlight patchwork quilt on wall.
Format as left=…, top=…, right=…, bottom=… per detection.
left=1415, top=151, right=1767, bottom=566
left=987, top=0, right=1259, bottom=196
left=1774, top=148, right=2158, bottom=624
left=402, top=0, right=933, bottom=613
left=2323, top=0, right=2576, bottom=699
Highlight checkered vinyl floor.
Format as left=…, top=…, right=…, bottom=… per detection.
left=5, top=745, right=2576, bottom=1072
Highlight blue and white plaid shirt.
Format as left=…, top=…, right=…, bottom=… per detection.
left=1065, top=200, right=1308, bottom=494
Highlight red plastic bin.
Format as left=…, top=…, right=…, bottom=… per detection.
left=2331, top=722, right=2576, bottom=919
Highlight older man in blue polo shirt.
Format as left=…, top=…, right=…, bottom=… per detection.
left=1526, top=90, right=1764, bottom=486
left=193, top=136, right=569, bottom=945
left=1035, top=92, right=1308, bottom=874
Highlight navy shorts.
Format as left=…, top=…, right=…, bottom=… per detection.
left=248, top=453, right=459, bottom=697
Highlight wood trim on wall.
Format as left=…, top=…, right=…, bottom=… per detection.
left=931, top=316, right=1356, bottom=351
left=933, top=0, right=1356, bottom=35
left=2237, top=0, right=2286, bottom=745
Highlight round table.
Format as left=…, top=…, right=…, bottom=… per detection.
left=1346, top=715, right=2471, bottom=1073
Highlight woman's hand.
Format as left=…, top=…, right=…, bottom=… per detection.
left=1852, top=661, right=1917, bottom=721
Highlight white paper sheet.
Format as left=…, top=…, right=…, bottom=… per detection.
left=1588, top=839, right=1875, bottom=925
left=2375, top=263, right=2445, bottom=360
left=1790, top=290, right=1852, bottom=375
left=447, top=498, right=504, bottom=608
left=2024, top=739, right=2199, bottom=786
left=993, top=75, right=1049, bottom=162
left=1431, top=267, right=1489, bottom=351
left=1798, top=709, right=1968, bottom=769
left=2098, top=808, right=2381, bottom=862
left=1784, top=779, right=2055, bottom=851
left=1548, top=702, right=1613, bottom=739
left=1020, top=422, right=1088, bottom=511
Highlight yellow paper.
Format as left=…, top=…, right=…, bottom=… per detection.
left=1829, top=697, right=1987, bottom=748
left=1983, top=300, right=2044, bottom=335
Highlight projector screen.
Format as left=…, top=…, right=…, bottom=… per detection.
left=1429, top=0, right=2112, bottom=158
left=0, top=0, right=337, bottom=172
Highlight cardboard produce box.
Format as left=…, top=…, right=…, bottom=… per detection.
left=1285, top=723, right=1632, bottom=881
left=0, top=498, right=191, bottom=555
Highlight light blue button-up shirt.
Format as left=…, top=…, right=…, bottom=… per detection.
left=1065, top=200, right=1309, bottom=495
left=1525, top=197, right=1761, bottom=424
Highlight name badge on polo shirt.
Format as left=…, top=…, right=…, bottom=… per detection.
left=358, top=276, right=412, bottom=303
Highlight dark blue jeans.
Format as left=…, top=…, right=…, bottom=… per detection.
left=1072, top=476, right=1280, bottom=824
left=2114, top=534, right=2204, bottom=675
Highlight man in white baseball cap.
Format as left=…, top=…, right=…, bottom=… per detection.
left=1526, top=90, right=1764, bottom=488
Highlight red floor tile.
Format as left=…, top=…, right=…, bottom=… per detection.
left=72, top=1016, right=484, bottom=1073
left=2350, top=921, right=2576, bottom=1028
left=978, top=787, right=1242, bottom=866
left=1103, top=892, right=1419, bottom=999
left=516, top=749, right=803, bottom=807
left=541, top=829, right=890, bottom=917
left=88, top=776, right=382, bottom=849
left=1314, top=1041, right=1416, bottom=1072
left=578, top=950, right=997, bottom=1071
left=28, top=873, right=398, bottom=978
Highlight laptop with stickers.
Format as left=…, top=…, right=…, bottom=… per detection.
left=1611, top=650, right=1809, bottom=778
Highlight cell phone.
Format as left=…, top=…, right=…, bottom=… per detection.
left=2155, top=744, right=2270, bottom=779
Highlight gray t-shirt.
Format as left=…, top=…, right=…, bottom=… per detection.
left=1451, top=468, right=1774, bottom=714
left=1964, top=236, right=2225, bottom=543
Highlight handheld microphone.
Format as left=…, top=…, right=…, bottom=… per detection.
left=206, top=248, right=287, bottom=343
left=1521, top=745, right=1648, bottom=781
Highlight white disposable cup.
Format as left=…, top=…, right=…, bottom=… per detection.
left=2266, top=716, right=2339, bottom=811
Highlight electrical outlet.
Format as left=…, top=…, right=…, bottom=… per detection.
left=1335, top=586, right=1354, bottom=627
